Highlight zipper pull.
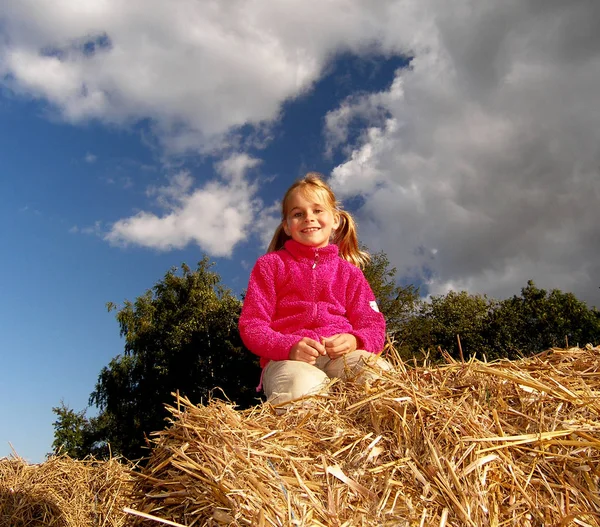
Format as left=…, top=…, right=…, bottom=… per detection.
left=312, top=251, right=319, bottom=269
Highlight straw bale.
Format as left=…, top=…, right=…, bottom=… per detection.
left=0, top=454, right=135, bottom=527
left=129, top=345, right=600, bottom=527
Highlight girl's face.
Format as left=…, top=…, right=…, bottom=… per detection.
left=283, top=188, right=340, bottom=248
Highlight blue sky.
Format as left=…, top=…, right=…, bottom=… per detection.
left=2, top=0, right=599, bottom=463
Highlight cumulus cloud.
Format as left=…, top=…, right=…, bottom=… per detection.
left=254, top=201, right=282, bottom=250
left=324, top=76, right=404, bottom=157
left=0, top=0, right=419, bottom=254
left=328, top=0, right=600, bottom=305
left=105, top=154, right=261, bottom=256
left=3, top=0, right=599, bottom=304
left=0, top=0, right=419, bottom=153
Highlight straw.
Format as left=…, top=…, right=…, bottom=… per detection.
left=0, top=454, right=135, bottom=527
left=128, top=344, right=600, bottom=526
left=4, top=344, right=599, bottom=526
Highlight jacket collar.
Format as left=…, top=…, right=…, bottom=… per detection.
left=283, top=239, right=338, bottom=264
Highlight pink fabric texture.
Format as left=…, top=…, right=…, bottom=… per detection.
left=239, top=239, right=386, bottom=369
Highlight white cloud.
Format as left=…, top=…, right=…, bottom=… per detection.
left=254, top=201, right=282, bottom=250
left=105, top=154, right=262, bottom=256
left=84, top=152, right=97, bottom=163
left=324, top=76, right=404, bottom=157
left=3, top=0, right=600, bottom=304
left=328, top=0, right=600, bottom=305
left=0, top=0, right=420, bottom=153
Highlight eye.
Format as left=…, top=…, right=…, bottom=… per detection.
left=293, top=212, right=303, bottom=218
left=314, top=209, right=323, bottom=214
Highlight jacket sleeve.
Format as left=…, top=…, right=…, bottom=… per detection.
left=345, top=269, right=386, bottom=353
left=238, top=256, right=301, bottom=361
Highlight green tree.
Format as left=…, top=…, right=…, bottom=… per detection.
left=51, top=403, right=112, bottom=459
left=51, top=402, right=90, bottom=459
left=362, top=251, right=421, bottom=339
left=401, top=281, right=600, bottom=362
left=55, top=245, right=600, bottom=460
left=87, top=258, right=260, bottom=460
left=416, top=291, right=495, bottom=360
left=491, top=280, right=600, bottom=356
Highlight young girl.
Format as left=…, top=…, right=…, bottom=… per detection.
left=239, top=172, right=390, bottom=407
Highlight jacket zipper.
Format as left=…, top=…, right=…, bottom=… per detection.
left=311, top=250, right=319, bottom=322
left=312, top=251, right=319, bottom=269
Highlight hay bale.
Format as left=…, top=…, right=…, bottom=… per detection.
left=129, top=345, right=600, bottom=526
left=0, top=454, right=135, bottom=527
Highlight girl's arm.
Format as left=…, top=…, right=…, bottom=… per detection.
left=345, top=270, right=387, bottom=353
left=238, top=257, right=301, bottom=361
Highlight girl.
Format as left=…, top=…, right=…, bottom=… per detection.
left=239, top=172, right=390, bottom=407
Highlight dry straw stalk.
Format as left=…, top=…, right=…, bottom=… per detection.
left=3, top=345, right=599, bottom=526
left=128, top=344, right=600, bottom=527
left=0, top=454, right=135, bottom=527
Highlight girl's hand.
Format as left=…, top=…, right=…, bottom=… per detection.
left=322, top=333, right=357, bottom=359
left=289, top=337, right=326, bottom=364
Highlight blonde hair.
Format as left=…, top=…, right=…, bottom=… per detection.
left=267, top=172, right=370, bottom=268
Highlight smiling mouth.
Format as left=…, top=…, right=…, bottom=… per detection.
left=302, top=227, right=320, bottom=233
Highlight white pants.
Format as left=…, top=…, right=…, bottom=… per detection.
left=262, top=350, right=391, bottom=406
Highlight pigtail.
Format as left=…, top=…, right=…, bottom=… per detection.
left=267, top=223, right=290, bottom=253
left=333, top=210, right=370, bottom=269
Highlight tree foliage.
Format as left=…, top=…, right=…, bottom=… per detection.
left=409, top=291, right=496, bottom=360
left=363, top=251, right=421, bottom=339
left=401, top=281, right=600, bottom=361
left=52, top=249, right=600, bottom=460
left=51, top=402, right=90, bottom=459
left=87, top=258, right=260, bottom=460
left=489, top=281, right=600, bottom=357
left=50, top=403, right=112, bottom=459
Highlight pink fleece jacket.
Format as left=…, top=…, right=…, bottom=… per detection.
left=239, top=239, right=386, bottom=368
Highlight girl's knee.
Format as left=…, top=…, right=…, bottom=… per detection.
left=352, top=352, right=392, bottom=384
left=263, top=360, right=329, bottom=404
left=288, top=371, right=329, bottom=399
left=326, top=350, right=391, bottom=380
